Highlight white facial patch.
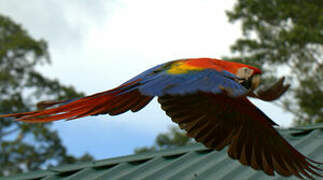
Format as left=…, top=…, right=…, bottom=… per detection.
left=236, top=67, right=254, bottom=80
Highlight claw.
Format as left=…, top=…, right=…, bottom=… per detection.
left=250, top=77, right=290, bottom=101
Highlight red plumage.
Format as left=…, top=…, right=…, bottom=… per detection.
left=0, top=58, right=322, bottom=179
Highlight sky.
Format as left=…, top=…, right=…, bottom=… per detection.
left=0, top=0, right=294, bottom=160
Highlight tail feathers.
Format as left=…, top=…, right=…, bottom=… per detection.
left=0, top=81, right=153, bottom=123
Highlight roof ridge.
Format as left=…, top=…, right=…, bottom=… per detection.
left=289, top=122, right=323, bottom=130
left=1, top=124, right=323, bottom=180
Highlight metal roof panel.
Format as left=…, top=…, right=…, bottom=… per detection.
left=1, top=124, right=323, bottom=180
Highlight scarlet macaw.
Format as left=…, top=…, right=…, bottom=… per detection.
left=1, top=58, right=322, bottom=179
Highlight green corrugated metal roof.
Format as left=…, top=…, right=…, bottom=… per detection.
left=2, top=124, right=323, bottom=180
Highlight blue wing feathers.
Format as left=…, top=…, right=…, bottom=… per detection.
left=119, top=62, right=248, bottom=97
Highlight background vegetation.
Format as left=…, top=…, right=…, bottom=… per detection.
left=1, top=0, right=322, bottom=175
left=0, top=15, right=93, bottom=176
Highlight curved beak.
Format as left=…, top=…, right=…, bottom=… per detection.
left=251, top=74, right=261, bottom=91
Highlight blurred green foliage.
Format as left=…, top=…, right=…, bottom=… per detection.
left=225, top=0, right=323, bottom=125
left=134, top=126, right=193, bottom=154
left=135, top=0, right=323, bottom=153
left=0, top=14, right=93, bottom=176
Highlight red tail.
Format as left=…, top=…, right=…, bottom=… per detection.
left=0, top=81, right=152, bottom=123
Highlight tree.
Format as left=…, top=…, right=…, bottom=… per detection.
left=225, top=0, right=323, bottom=125
left=135, top=0, right=323, bottom=152
left=0, top=14, right=93, bottom=176
left=134, top=126, right=193, bottom=154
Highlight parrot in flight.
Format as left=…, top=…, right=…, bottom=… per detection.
left=1, top=58, right=322, bottom=179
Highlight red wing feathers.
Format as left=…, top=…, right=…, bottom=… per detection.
left=0, top=81, right=152, bottom=123
left=1, top=58, right=321, bottom=179
left=158, top=92, right=322, bottom=179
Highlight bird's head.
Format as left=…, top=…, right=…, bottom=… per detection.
left=233, top=63, right=290, bottom=102
left=222, top=60, right=262, bottom=91
left=236, top=66, right=261, bottom=91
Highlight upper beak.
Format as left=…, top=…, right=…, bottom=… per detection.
left=251, top=74, right=261, bottom=90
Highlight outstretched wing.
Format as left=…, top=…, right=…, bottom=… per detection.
left=158, top=92, right=322, bottom=179
left=132, top=59, right=250, bottom=97
left=0, top=58, right=248, bottom=122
